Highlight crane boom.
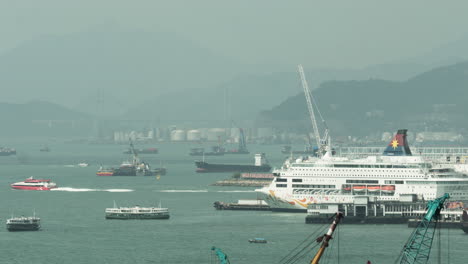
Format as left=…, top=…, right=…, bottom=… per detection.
left=310, top=212, right=343, bottom=264
left=399, top=193, right=450, bottom=264
left=211, top=246, right=230, bottom=264
left=298, top=64, right=321, bottom=153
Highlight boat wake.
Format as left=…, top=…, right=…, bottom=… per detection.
left=157, top=190, right=208, bottom=193
left=51, top=187, right=134, bottom=192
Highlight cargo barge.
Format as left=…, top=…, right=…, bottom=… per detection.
left=195, top=153, right=271, bottom=173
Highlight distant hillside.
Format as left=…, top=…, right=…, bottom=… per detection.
left=0, top=101, right=93, bottom=137
left=0, top=30, right=244, bottom=116
left=125, top=72, right=302, bottom=125
left=257, top=62, right=468, bottom=136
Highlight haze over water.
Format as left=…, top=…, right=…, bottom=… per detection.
left=0, top=141, right=466, bottom=263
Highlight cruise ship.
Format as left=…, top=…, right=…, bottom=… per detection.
left=256, top=130, right=468, bottom=212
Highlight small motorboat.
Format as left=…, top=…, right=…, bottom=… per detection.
left=249, top=238, right=267, bottom=243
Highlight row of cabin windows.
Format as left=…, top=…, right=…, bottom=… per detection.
left=293, top=168, right=417, bottom=174
left=292, top=184, right=336, bottom=188
left=291, top=164, right=423, bottom=169
left=289, top=174, right=423, bottom=178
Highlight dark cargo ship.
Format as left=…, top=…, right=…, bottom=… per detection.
left=195, top=153, right=271, bottom=173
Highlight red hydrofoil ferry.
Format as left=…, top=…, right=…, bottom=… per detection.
left=11, top=177, right=57, bottom=191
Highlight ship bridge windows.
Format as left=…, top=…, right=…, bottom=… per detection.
left=292, top=179, right=303, bottom=182
left=276, top=184, right=287, bottom=188
left=429, top=168, right=455, bottom=173
left=276, top=178, right=287, bottom=182
left=384, top=180, right=404, bottom=184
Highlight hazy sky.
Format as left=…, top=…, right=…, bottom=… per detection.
left=2, top=0, right=468, bottom=68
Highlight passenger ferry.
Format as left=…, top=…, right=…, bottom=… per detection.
left=105, top=203, right=170, bottom=219
left=6, top=216, right=41, bottom=231
left=256, top=130, right=468, bottom=212
left=11, top=177, right=57, bottom=191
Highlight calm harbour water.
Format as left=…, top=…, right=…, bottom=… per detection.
left=0, top=140, right=466, bottom=264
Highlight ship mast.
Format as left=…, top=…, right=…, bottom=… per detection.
left=310, top=212, right=343, bottom=264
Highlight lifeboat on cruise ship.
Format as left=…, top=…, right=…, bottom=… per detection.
left=367, top=185, right=381, bottom=192
left=352, top=186, right=366, bottom=192
left=342, top=185, right=352, bottom=191
left=381, top=185, right=395, bottom=193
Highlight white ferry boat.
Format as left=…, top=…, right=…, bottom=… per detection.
left=6, top=216, right=41, bottom=231
left=256, top=130, right=468, bottom=212
left=105, top=203, right=170, bottom=220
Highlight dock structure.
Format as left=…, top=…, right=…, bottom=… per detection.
left=305, top=195, right=465, bottom=225
left=214, top=200, right=271, bottom=211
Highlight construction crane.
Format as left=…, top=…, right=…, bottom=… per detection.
left=297, top=64, right=328, bottom=156
left=238, top=128, right=248, bottom=153
left=211, top=246, right=231, bottom=264
left=397, top=193, right=450, bottom=264
left=310, top=212, right=343, bottom=264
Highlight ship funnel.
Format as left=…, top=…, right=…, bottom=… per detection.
left=383, top=129, right=412, bottom=156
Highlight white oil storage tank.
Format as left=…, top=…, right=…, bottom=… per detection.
left=170, top=130, right=186, bottom=141
left=206, top=128, right=226, bottom=141
left=187, top=130, right=201, bottom=141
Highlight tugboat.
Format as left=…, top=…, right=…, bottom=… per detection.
left=105, top=202, right=170, bottom=219
left=11, top=177, right=57, bottom=191
left=6, top=215, right=41, bottom=231
left=195, top=153, right=271, bottom=173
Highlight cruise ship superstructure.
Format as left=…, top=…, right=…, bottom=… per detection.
left=256, top=130, right=468, bottom=212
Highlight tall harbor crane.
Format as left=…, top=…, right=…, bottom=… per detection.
left=397, top=193, right=450, bottom=264
left=211, top=246, right=231, bottom=264
left=297, top=64, right=328, bottom=156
